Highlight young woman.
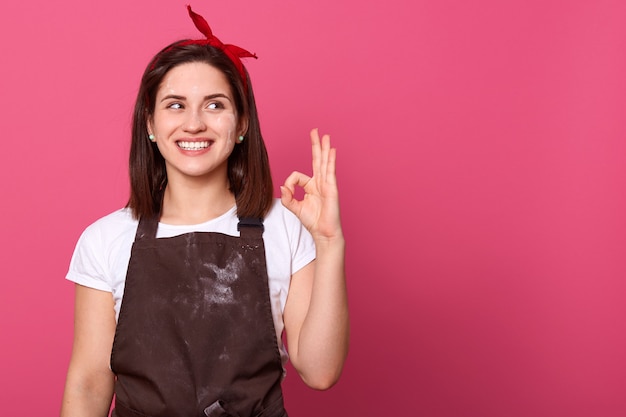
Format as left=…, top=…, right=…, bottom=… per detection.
left=61, top=6, right=348, bottom=417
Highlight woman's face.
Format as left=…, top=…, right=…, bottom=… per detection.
left=148, top=62, right=243, bottom=184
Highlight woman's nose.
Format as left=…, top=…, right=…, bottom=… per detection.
left=183, top=111, right=207, bottom=132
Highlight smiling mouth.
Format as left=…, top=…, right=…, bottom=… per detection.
left=177, top=140, right=212, bottom=151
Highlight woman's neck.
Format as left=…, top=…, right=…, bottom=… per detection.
left=160, top=176, right=236, bottom=225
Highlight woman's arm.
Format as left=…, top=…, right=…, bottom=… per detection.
left=61, top=284, right=117, bottom=417
left=281, top=129, right=349, bottom=390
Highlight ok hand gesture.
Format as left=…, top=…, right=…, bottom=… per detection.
left=280, top=129, right=343, bottom=242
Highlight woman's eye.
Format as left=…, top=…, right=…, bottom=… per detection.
left=168, top=103, right=183, bottom=110
left=207, top=102, right=223, bottom=110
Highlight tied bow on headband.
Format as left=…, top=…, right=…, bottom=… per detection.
left=180, top=5, right=257, bottom=90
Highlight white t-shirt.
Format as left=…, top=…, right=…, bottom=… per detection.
left=66, top=199, right=316, bottom=365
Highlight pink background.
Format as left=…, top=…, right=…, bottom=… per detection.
left=1, top=0, right=625, bottom=415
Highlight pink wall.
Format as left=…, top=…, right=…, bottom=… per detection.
left=1, top=0, right=625, bottom=415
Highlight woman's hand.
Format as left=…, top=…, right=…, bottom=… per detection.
left=281, top=128, right=343, bottom=242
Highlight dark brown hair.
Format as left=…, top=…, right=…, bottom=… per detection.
left=126, top=42, right=273, bottom=219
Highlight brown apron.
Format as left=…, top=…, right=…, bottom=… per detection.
left=110, top=213, right=287, bottom=417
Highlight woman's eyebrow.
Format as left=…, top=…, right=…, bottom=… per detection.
left=204, top=93, right=232, bottom=102
left=160, top=94, right=185, bottom=102
left=160, top=93, right=232, bottom=102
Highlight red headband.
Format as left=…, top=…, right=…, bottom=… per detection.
left=180, top=5, right=257, bottom=89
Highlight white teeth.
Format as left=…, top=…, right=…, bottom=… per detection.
left=177, top=141, right=210, bottom=150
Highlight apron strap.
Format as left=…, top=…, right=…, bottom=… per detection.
left=134, top=192, right=164, bottom=242
left=134, top=213, right=160, bottom=242
left=237, top=217, right=264, bottom=239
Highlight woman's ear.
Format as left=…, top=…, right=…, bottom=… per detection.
left=237, top=116, right=249, bottom=138
left=146, top=116, right=154, bottom=137
left=146, top=116, right=157, bottom=143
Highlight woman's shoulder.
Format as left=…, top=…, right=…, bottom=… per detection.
left=78, top=207, right=138, bottom=246
left=265, top=198, right=300, bottom=226
left=262, top=198, right=307, bottom=236
left=86, top=207, right=137, bottom=230
left=264, top=199, right=313, bottom=243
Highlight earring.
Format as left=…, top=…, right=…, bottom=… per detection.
left=148, top=134, right=155, bottom=142
left=238, top=135, right=245, bottom=143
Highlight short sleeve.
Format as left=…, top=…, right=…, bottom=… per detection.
left=66, top=224, right=113, bottom=292
left=284, top=208, right=316, bottom=274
